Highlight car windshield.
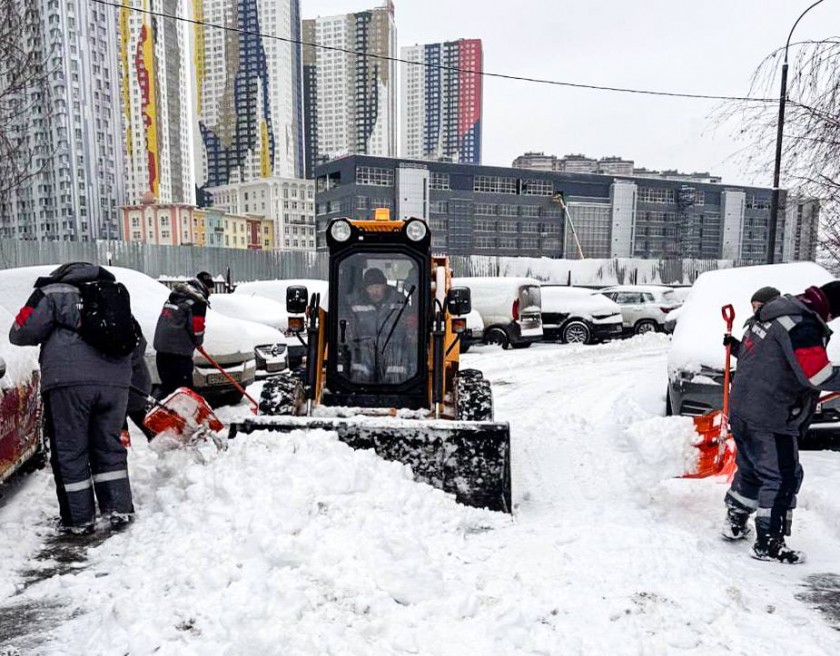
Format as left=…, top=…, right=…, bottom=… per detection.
left=334, top=253, right=420, bottom=385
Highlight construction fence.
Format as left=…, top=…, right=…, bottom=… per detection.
left=0, top=239, right=750, bottom=286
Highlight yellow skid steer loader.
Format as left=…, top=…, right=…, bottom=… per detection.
left=229, top=210, right=511, bottom=512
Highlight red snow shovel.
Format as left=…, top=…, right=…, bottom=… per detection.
left=683, top=304, right=737, bottom=479
left=197, top=346, right=259, bottom=414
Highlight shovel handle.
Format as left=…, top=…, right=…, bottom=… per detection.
left=197, top=346, right=259, bottom=414
left=721, top=304, right=735, bottom=333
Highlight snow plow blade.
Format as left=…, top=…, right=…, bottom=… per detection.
left=228, top=416, right=512, bottom=512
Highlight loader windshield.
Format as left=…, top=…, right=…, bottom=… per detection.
left=335, top=253, right=421, bottom=385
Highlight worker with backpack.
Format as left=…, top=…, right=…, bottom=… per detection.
left=9, top=262, right=139, bottom=535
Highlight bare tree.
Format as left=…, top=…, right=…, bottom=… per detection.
left=0, top=0, right=54, bottom=239
left=717, top=38, right=840, bottom=269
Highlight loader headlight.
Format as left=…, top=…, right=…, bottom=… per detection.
left=405, top=219, right=428, bottom=242
left=329, top=219, right=352, bottom=242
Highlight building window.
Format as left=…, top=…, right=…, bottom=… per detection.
left=475, top=219, right=496, bottom=231
left=520, top=237, right=539, bottom=249
left=474, top=203, right=496, bottom=216
left=356, top=166, right=394, bottom=187
left=520, top=205, right=540, bottom=218
left=497, top=205, right=518, bottom=217
left=430, top=200, right=448, bottom=213
left=429, top=172, right=450, bottom=190
left=475, top=176, right=517, bottom=194
left=521, top=179, right=553, bottom=196
left=638, top=187, right=675, bottom=204
left=499, top=221, right=518, bottom=233
left=475, top=236, right=496, bottom=249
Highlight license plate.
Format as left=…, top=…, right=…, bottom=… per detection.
left=207, top=371, right=241, bottom=385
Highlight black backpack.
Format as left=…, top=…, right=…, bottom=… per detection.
left=75, top=280, right=139, bottom=357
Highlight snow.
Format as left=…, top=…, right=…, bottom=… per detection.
left=234, top=279, right=330, bottom=322
left=669, top=262, right=839, bottom=374
left=2, top=333, right=840, bottom=653
left=0, top=306, right=39, bottom=389
left=541, top=286, right=621, bottom=319
left=210, top=294, right=287, bottom=332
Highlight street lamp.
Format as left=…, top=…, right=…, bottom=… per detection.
left=766, top=0, right=828, bottom=264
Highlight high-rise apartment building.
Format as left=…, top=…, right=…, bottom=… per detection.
left=118, top=1, right=194, bottom=205
left=195, top=0, right=303, bottom=196
left=302, top=2, right=397, bottom=178
left=0, top=1, right=125, bottom=241
left=401, top=39, right=483, bottom=164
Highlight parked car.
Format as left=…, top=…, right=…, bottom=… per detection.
left=667, top=262, right=840, bottom=438
left=0, top=266, right=285, bottom=408
left=209, top=294, right=289, bottom=378
left=600, top=285, right=682, bottom=335
left=0, top=306, right=46, bottom=488
left=234, top=279, right=329, bottom=368
left=541, top=286, right=623, bottom=344
left=460, top=309, right=484, bottom=353
left=453, top=277, right=543, bottom=349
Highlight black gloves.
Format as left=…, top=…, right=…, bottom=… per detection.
left=723, top=334, right=739, bottom=348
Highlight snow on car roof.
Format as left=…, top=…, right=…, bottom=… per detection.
left=211, top=294, right=287, bottom=333
left=669, top=261, right=838, bottom=373
left=235, top=279, right=330, bottom=310
left=542, top=286, right=619, bottom=314
left=601, top=284, right=675, bottom=293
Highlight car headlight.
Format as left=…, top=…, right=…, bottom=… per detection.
left=405, top=219, right=428, bottom=242
left=329, top=219, right=352, bottom=242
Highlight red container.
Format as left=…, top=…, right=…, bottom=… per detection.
left=144, top=387, right=224, bottom=438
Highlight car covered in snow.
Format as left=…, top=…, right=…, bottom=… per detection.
left=453, top=277, right=542, bottom=349
left=0, top=306, right=46, bottom=488
left=600, top=284, right=682, bottom=335
left=208, top=294, right=289, bottom=377
left=0, top=265, right=285, bottom=407
left=667, top=262, right=840, bottom=434
left=234, top=278, right=329, bottom=368
left=541, top=286, right=623, bottom=344
left=460, top=309, right=484, bottom=353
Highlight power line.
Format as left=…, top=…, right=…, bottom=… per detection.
left=91, top=0, right=775, bottom=104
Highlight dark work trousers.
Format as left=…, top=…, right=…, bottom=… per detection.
left=727, top=415, right=804, bottom=537
left=45, top=385, right=134, bottom=527
left=155, top=352, right=195, bottom=399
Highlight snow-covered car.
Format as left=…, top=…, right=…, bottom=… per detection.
left=667, top=262, right=840, bottom=435
left=234, top=279, right=329, bottom=367
left=663, top=305, right=684, bottom=334
left=600, top=285, right=682, bottom=335
left=453, top=277, right=543, bottom=349
left=460, top=309, right=484, bottom=353
left=0, top=266, right=285, bottom=407
left=541, top=286, right=624, bottom=344
left=0, top=306, right=46, bottom=488
left=209, top=294, right=289, bottom=377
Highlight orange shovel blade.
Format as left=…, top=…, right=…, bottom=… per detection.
left=682, top=410, right=737, bottom=479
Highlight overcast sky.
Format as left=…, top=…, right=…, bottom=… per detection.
left=302, top=0, right=839, bottom=186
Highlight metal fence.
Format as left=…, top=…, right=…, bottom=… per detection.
left=0, top=238, right=744, bottom=286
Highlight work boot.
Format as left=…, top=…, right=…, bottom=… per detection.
left=721, top=495, right=753, bottom=541
left=56, top=520, right=95, bottom=536
left=109, top=512, right=134, bottom=530
left=751, top=515, right=806, bottom=564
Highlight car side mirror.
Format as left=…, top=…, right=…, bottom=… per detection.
left=0, top=356, right=5, bottom=380
left=447, top=287, right=471, bottom=316
left=286, top=285, right=308, bottom=314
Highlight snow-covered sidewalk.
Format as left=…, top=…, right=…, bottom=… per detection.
left=1, top=335, right=839, bottom=655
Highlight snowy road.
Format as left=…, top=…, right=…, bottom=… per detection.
left=2, top=335, right=840, bottom=654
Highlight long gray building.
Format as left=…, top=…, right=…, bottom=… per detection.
left=314, top=155, right=818, bottom=262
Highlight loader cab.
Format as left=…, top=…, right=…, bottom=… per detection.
left=323, top=215, right=432, bottom=409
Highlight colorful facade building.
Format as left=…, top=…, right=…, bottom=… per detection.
left=401, top=39, right=483, bottom=164
left=118, top=1, right=194, bottom=205
left=121, top=193, right=197, bottom=245
left=302, top=2, right=397, bottom=178
left=195, top=0, right=303, bottom=196
left=224, top=213, right=249, bottom=249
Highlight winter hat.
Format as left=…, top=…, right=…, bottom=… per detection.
left=750, top=286, right=780, bottom=305
left=820, top=280, right=840, bottom=318
left=196, top=271, right=215, bottom=295
left=363, top=268, right=387, bottom=286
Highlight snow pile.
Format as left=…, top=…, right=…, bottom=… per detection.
left=210, top=294, right=287, bottom=332
left=234, top=278, right=330, bottom=320
left=670, top=261, right=839, bottom=373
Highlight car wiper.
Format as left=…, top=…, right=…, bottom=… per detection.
left=382, top=284, right=417, bottom=353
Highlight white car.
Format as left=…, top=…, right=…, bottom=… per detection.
left=460, top=309, right=484, bottom=353
left=453, top=277, right=543, bottom=349
left=600, top=285, right=682, bottom=335
left=233, top=279, right=329, bottom=367
left=0, top=266, right=286, bottom=407
left=541, top=286, right=623, bottom=344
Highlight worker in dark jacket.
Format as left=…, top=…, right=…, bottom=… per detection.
left=722, top=281, right=840, bottom=564
left=725, top=286, right=781, bottom=358
left=344, top=268, right=417, bottom=384
left=122, top=318, right=154, bottom=443
left=153, top=272, right=213, bottom=398
left=9, top=263, right=134, bottom=534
